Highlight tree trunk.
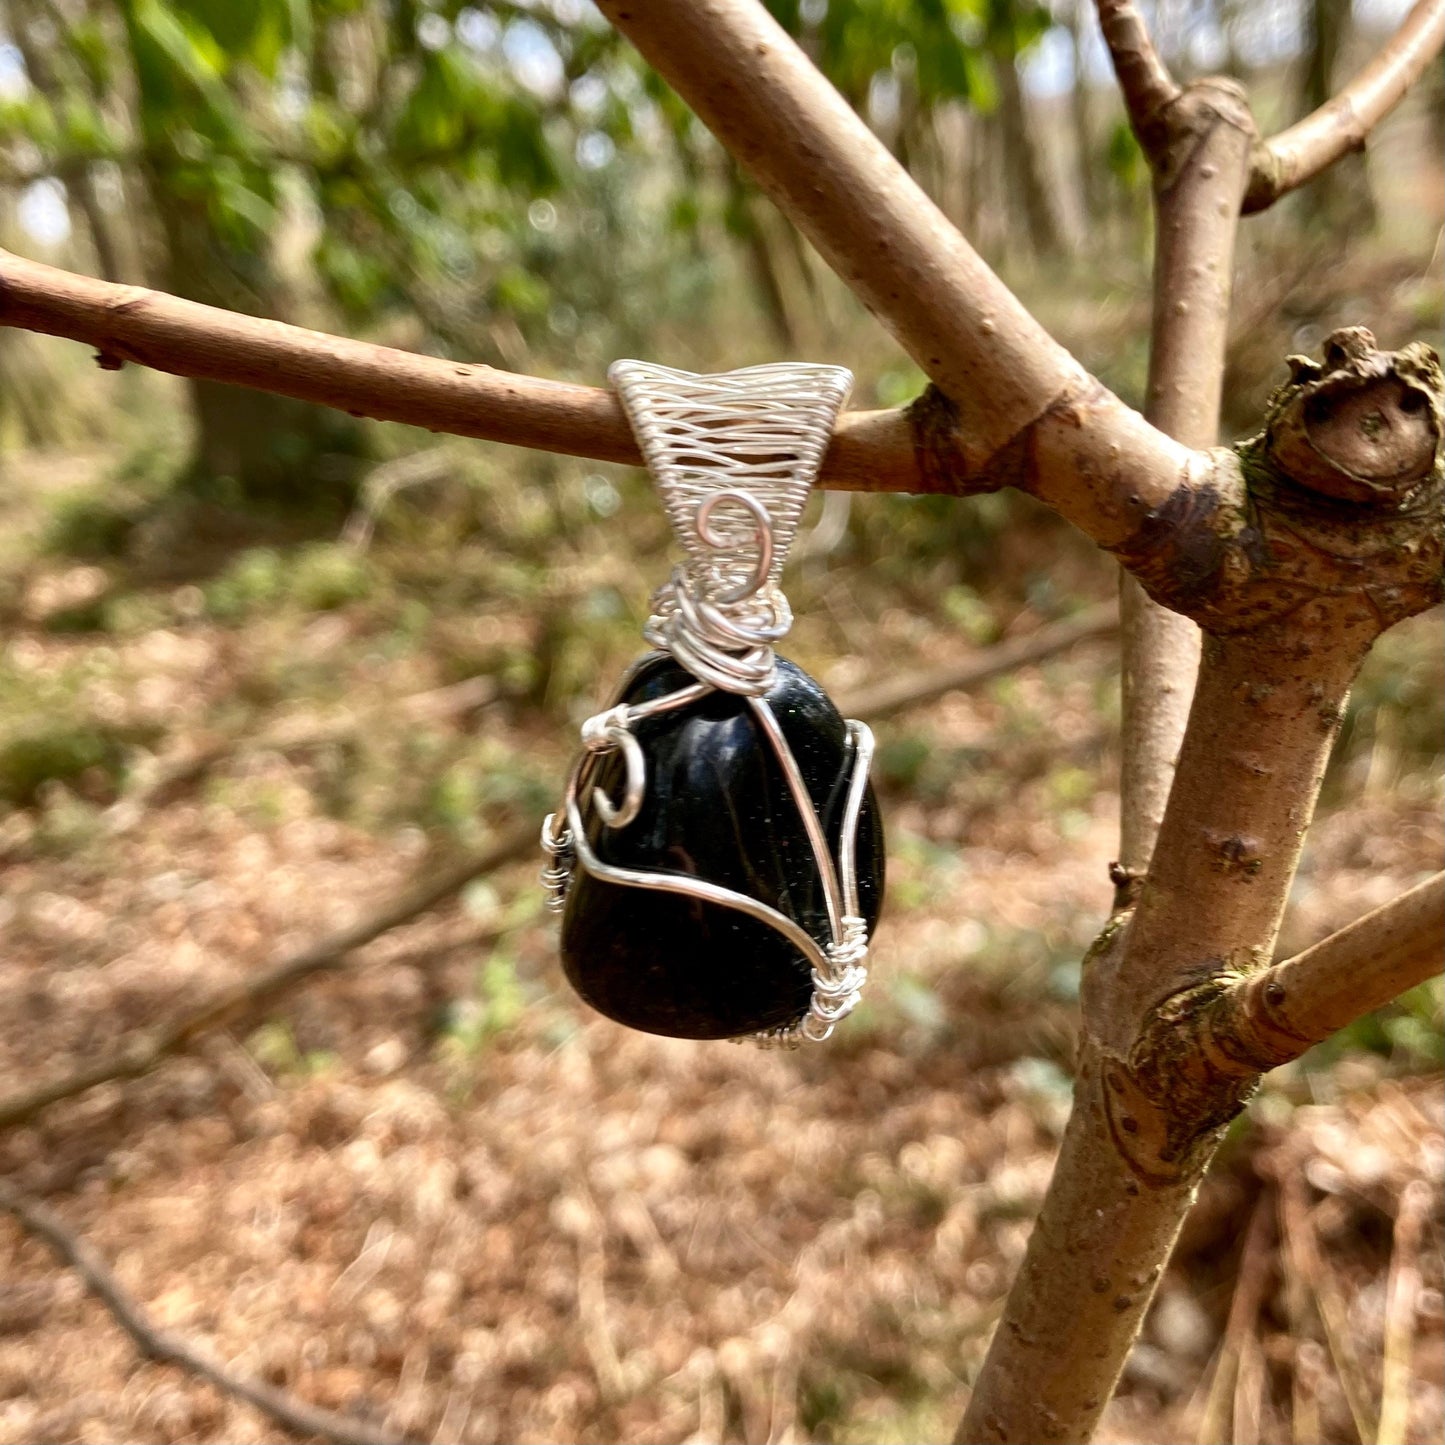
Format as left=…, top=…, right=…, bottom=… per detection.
left=3, top=4, right=1444, bottom=1434
left=995, top=46, right=1067, bottom=259
left=1301, top=0, right=1378, bottom=230
left=142, top=172, right=362, bottom=508
left=726, top=167, right=798, bottom=350
left=1067, top=0, right=1103, bottom=229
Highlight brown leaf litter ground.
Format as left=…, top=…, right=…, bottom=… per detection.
left=0, top=473, right=1440, bottom=1444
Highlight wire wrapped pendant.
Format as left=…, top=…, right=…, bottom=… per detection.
left=542, top=361, right=885, bottom=1045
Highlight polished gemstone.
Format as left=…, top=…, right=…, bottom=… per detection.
left=560, top=654, right=885, bottom=1039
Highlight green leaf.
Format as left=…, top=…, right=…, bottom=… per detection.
left=492, top=264, right=549, bottom=317
left=313, top=233, right=389, bottom=314
left=303, top=98, right=352, bottom=165
left=171, top=0, right=292, bottom=71
left=133, top=0, right=230, bottom=87
left=126, top=0, right=247, bottom=149
left=57, top=96, right=115, bottom=156
left=1106, top=117, right=1146, bottom=188
left=69, top=19, right=117, bottom=92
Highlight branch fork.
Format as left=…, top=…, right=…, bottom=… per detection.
left=1048, top=327, right=1441, bottom=1256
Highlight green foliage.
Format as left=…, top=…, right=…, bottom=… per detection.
left=2, top=0, right=680, bottom=377
left=1, top=0, right=1057, bottom=449
left=1106, top=117, right=1147, bottom=191
left=439, top=934, right=546, bottom=1065
left=247, top=1019, right=340, bottom=1077
left=202, top=543, right=375, bottom=620
left=0, top=653, right=154, bottom=806
left=42, top=493, right=142, bottom=561
left=765, top=0, right=1046, bottom=116
left=0, top=723, right=125, bottom=806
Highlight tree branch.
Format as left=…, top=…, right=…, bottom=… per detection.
left=0, top=824, right=535, bottom=1132
left=593, top=0, right=1193, bottom=543
left=1093, top=0, right=1180, bottom=161
left=0, top=1182, right=417, bottom=1445
left=1244, top=0, right=1445, bottom=213
left=0, top=249, right=916, bottom=494
left=1210, top=872, right=1445, bottom=1073
left=959, top=60, right=1258, bottom=1445
left=1113, top=77, right=1254, bottom=885
left=959, top=619, right=1375, bottom=1445
left=105, top=672, right=503, bottom=834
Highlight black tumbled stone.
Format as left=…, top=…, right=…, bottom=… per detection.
left=560, top=653, right=885, bottom=1039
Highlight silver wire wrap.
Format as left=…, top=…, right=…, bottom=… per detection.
left=543, top=361, right=874, bottom=1046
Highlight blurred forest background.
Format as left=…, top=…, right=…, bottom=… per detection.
left=0, top=2, right=1441, bottom=1442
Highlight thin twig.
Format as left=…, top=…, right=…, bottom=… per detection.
left=1377, top=1180, right=1431, bottom=1445
left=0, top=249, right=914, bottom=493
left=1278, top=1166, right=1378, bottom=1444
left=0, top=822, right=537, bottom=1131
left=1245, top=0, right=1445, bottom=212
left=573, top=1196, right=626, bottom=1404
left=0, top=1182, right=418, bottom=1445
left=1197, top=1195, right=1274, bottom=1445
left=341, top=447, right=463, bottom=550
left=1093, top=0, right=1181, bottom=158
left=834, top=602, right=1118, bottom=720
left=1212, top=872, right=1445, bottom=1074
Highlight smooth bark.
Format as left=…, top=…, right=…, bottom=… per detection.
left=957, top=6, right=1443, bottom=1435
left=1093, top=1, right=1179, bottom=159
left=961, top=60, right=1260, bottom=1443
left=1117, top=78, right=1253, bottom=880
left=1214, top=872, right=1445, bottom=1071
left=0, top=249, right=917, bottom=494
left=1245, top=0, right=1445, bottom=211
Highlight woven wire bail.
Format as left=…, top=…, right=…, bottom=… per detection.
left=610, top=360, right=852, bottom=695
left=609, top=360, right=852, bottom=586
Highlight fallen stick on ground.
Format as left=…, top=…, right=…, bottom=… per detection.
left=4, top=610, right=1118, bottom=1132
left=1196, top=1193, right=1274, bottom=1445
left=107, top=604, right=1112, bottom=831
left=106, top=673, right=500, bottom=833
left=0, top=1181, right=418, bottom=1445
left=1377, top=1179, right=1431, bottom=1445
left=835, top=601, right=1118, bottom=720
left=340, top=446, right=464, bottom=550
left=1278, top=1162, right=1379, bottom=1444
left=0, top=822, right=537, bottom=1131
